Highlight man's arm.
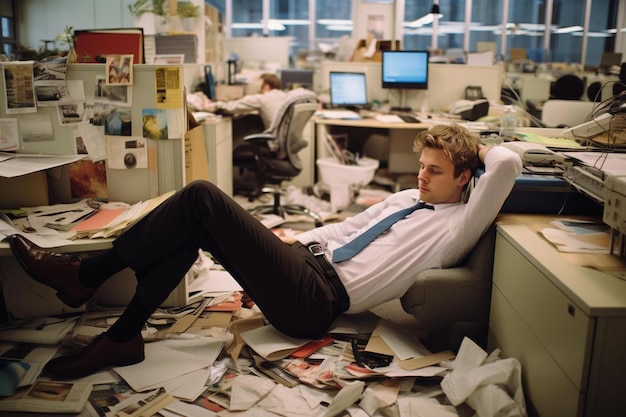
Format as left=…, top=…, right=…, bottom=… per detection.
left=477, top=144, right=495, bottom=164
left=209, top=93, right=264, bottom=114
left=458, top=145, right=522, bottom=239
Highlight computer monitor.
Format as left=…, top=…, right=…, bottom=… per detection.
left=280, top=69, right=314, bottom=90
left=381, top=50, right=429, bottom=90
left=329, top=71, right=368, bottom=108
left=600, top=52, right=622, bottom=68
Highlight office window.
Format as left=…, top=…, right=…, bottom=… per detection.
left=316, top=1, right=352, bottom=43
left=403, top=0, right=466, bottom=55
left=269, top=0, right=309, bottom=60
left=230, top=0, right=264, bottom=37
left=0, top=0, right=16, bottom=58
left=226, top=0, right=621, bottom=69
left=229, top=0, right=352, bottom=65
left=581, top=0, right=617, bottom=68
left=399, top=0, right=618, bottom=67
left=468, top=0, right=502, bottom=59
left=505, top=0, right=549, bottom=63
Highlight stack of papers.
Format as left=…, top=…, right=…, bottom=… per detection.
left=515, top=131, right=583, bottom=149
left=375, top=114, right=404, bottom=123
left=316, top=110, right=361, bottom=120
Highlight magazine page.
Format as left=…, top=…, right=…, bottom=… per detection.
left=0, top=381, right=92, bottom=413
left=0, top=343, right=59, bottom=387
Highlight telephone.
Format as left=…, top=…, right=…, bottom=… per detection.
left=448, top=99, right=490, bottom=121
left=450, top=100, right=475, bottom=115
left=500, top=141, right=564, bottom=166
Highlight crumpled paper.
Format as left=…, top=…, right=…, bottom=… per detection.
left=441, top=337, right=527, bottom=417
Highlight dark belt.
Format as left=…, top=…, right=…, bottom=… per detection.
left=304, top=242, right=350, bottom=315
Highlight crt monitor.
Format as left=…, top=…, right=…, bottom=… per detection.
left=280, top=69, right=314, bottom=90
left=329, top=71, right=368, bottom=107
left=381, top=50, right=430, bottom=89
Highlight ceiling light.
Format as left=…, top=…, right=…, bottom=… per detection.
left=267, top=19, right=286, bottom=31
left=553, top=25, right=583, bottom=33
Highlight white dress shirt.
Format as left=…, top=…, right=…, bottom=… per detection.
left=211, top=89, right=287, bottom=129
left=296, top=146, right=522, bottom=314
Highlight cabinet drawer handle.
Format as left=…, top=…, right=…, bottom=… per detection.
left=568, top=304, right=575, bottom=316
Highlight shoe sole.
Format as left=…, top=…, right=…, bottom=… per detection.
left=9, top=236, right=86, bottom=308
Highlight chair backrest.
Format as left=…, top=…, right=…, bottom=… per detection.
left=266, top=88, right=318, bottom=169
left=541, top=99, right=595, bottom=128
left=550, top=74, right=585, bottom=100
left=587, top=81, right=603, bottom=102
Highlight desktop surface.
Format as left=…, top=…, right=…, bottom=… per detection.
left=316, top=109, right=427, bottom=126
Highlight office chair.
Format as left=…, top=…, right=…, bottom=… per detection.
left=549, top=74, right=585, bottom=100
left=541, top=99, right=595, bottom=128
left=233, top=89, right=323, bottom=226
left=401, top=224, right=496, bottom=352
left=587, top=81, right=603, bottom=102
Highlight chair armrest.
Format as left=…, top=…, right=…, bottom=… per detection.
left=401, top=265, right=490, bottom=331
left=243, top=133, right=276, bottom=145
left=400, top=225, right=496, bottom=331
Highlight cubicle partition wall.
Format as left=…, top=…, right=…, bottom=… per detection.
left=0, top=63, right=198, bottom=312
left=320, top=61, right=503, bottom=112
left=425, top=64, right=504, bottom=110
left=0, top=63, right=187, bottom=205
left=224, top=37, right=293, bottom=70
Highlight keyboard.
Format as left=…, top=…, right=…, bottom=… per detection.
left=396, top=114, right=421, bottom=123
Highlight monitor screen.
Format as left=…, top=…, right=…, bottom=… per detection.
left=280, top=69, right=314, bottom=90
left=329, top=71, right=368, bottom=107
left=381, top=50, right=429, bottom=90
left=600, top=52, right=622, bottom=68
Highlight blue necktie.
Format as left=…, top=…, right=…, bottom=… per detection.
left=332, top=201, right=434, bottom=263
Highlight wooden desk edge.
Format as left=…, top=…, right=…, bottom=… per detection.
left=0, top=238, right=114, bottom=256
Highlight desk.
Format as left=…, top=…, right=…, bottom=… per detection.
left=314, top=118, right=430, bottom=175
left=0, top=234, right=196, bottom=317
left=490, top=217, right=626, bottom=417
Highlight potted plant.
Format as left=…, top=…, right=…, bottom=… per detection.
left=128, top=0, right=170, bottom=34
left=128, top=0, right=152, bottom=17
left=176, top=2, right=200, bottom=31
left=55, top=25, right=77, bottom=63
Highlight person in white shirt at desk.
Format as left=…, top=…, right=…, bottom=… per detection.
left=8, top=124, right=522, bottom=377
left=190, top=73, right=287, bottom=130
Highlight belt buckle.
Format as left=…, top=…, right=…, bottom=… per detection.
left=307, top=243, right=324, bottom=257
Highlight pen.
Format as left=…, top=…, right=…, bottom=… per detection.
left=36, top=209, right=86, bottom=217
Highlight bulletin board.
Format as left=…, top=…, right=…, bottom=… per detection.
left=0, top=62, right=186, bottom=204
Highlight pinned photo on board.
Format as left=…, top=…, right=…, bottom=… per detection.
left=106, top=54, right=133, bottom=86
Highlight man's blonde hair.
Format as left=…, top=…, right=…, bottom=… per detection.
left=413, top=124, right=481, bottom=178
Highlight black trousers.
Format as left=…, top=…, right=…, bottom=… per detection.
left=113, top=180, right=346, bottom=339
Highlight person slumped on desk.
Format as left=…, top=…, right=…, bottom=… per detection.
left=188, top=73, right=287, bottom=130
left=8, top=124, right=522, bottom=377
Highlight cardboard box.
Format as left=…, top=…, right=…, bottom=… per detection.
left=184, top=125, right=209, bottom=184
left=0, top=171, right=49, bottom=209
left=352, top=38, right=400, bottom=62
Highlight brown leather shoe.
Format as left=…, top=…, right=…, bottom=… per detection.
left=9, top=234, right=95, bottom=308
left=46, top=333, right=145, bottom=377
